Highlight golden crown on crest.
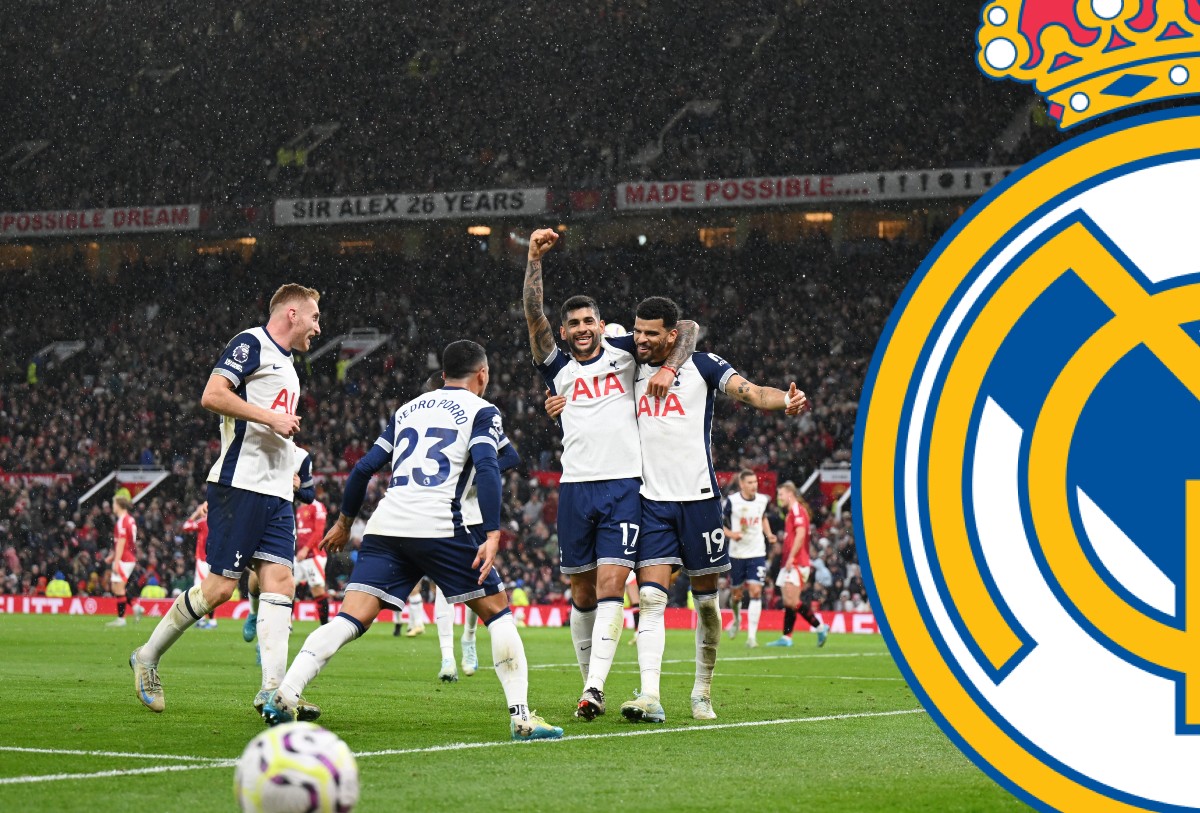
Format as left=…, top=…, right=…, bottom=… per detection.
left=977, top=0, right=1200, bottom=128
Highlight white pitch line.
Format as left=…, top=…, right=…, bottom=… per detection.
left=646, top=671, right=905, bottom=681
left=524, top=651, right=893, bottom=670
left=0, top=761, right=235, bottom=786
left=0, top=709, right=925, bottom=785
left=0, top=746, right=228, bottom=762
left=355, top=708, right=925, bottom=759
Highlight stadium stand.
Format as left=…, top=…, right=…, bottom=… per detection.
left=1, top=0, right=1050, bottom=210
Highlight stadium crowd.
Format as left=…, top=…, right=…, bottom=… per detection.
left=1, top=0, right=1045, bottom=211
left=0, top=233, right=906, bottom=610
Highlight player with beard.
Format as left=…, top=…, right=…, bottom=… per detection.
left=523, top=229, right=697, bottom=720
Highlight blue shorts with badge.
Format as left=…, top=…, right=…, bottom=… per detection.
left=729, top=556, right=767, bottom=587
left=557, top=478, right=642, bottom=574
left=205, top=483, right=295, bottom=578
left=346, top=529, right=504, bottom=607
left=638, top=497, right=729, bottom=577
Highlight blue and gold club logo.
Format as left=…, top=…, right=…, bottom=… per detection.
left=857, top=2, right=1200, bottom=810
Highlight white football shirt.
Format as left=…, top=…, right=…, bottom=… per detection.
left=725, top=491, right=770, bottom=558
left=635, top=352, right=736, bottom=502
left=535, top=335, right=640, bottom=483
left=207, top=327, right=301, bottom=501
left=365, top=387, right=506, bottom=538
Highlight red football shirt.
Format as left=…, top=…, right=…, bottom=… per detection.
left=296, top=501, right=328, bottom=556
left=114, top=514, right=138, bottom=563
left=183, top=516, right=209, bottom=565
left=783, top=502, right=811, bottom=568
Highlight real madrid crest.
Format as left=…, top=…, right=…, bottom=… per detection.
left=858, top=2, right=1200, bottom=810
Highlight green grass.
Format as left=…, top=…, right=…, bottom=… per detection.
left=0, top=615, right=1030, bottom=812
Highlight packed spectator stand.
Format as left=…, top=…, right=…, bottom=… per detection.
left=2, top=0, right=1050, bottom=211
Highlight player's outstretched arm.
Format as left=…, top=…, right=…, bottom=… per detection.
left=723, top=375, right=808, bottom=415
left=201, top=375, right=300, bottom=438
left=646, top=319, right=700, bottom=398
left=523, top=228, right=560, bottom=364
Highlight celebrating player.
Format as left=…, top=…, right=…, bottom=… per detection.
left=767, top=482, right=829, bottom=647
left=105, top=494, right=142, bottom=627
left=723, top=469, right=777, bottom=648
left=522, top=228, right=695, bottom=721
left=130, top=283, right=321, bottom=714
left=262, top=340, right=562, bottom=741
left=551, top=296, right=806, bottom=722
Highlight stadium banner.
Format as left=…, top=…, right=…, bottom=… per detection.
left=0, top=204, right=201, bottom=240
left=0, top=473, right=73, bottom=486
left=820, top=466, right=852, bottom=504
left=274, top=187, right=549, bottom=226
left=0, top=595, right=877, bottom=633
left=615, top=166, right=1019, bottom=210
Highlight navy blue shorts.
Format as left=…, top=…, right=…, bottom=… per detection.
left=346, top=530, right=504, bottom=607
left=638, top=497, right=729, bottom=577
left=729, top=556, right=767, bottom=587
left=557, top=478, right=642, bottom=574
left=205, top=483, right=295, bottom=579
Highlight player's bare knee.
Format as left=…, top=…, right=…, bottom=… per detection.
left=747, top=583, right=762, bottom=599
left=691, top=573, right=719, bottom=594
left=594, top=565, right=629, bottom=600
left=466, top=592, right=509, bottom=625
left=203, top=575, right=238, bottom=605
left=570, top=572, right=599, bottom=607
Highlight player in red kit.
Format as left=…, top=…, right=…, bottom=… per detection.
left=294, top=489, right=330, bottom=625
left=106, top=495, right=142, bottom=627
left=182, top=502, right=217, bottom=629
left=767, top=481, right=828, bottom=647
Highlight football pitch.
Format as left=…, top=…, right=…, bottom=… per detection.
left=0, top=616, right=1029, bottom=812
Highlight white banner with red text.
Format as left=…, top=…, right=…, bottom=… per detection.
left=274, top=188, right=548, bottom=225
left=616, top=166, right=1018, bottom=210
left=0, top=205, right=201, bottom=240
left=0, top=596, right=878, bottom=633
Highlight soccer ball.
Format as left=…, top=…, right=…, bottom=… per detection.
left=234, top=722, right=359, bottom=813
left=604, top=323, right=627, bottom=337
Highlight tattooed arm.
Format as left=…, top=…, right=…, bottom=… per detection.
left=645, top=319, right=699, bottom=398
left=724, top=375, right=808, bottom=415
left=523, top=228, right=560, bottom=364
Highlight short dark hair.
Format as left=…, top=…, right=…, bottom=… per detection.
left=560, top=295, right=600, bottom=324
left=635, top=296, right=680, bottom=329
left=442, top=340, right=488, bottom=380
left=422, top=371, right=444, bottom=393
left=739, top=469, right=757, bottom=481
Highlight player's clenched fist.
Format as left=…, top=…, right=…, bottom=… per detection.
left=268, top=412, right=302, bottom=438
left=784, top=382, right=808, bottom=416
left=528, top=228, right=559, bottom=261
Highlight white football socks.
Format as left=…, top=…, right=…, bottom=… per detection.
left=277, top=614, right=362, bottom=710
left=138, top=585, right=212, bottom=665
left=692, top=591, right=721, bottom=699
left=570, top=601, right=597, bottom=684
left=461, top=606, right=478, bottom=644
left=434, top=587, right=454, bottom=660
left=584, top=598, right=624, bottom=693
left=488, top=611, right=530, bottom=725
left=407, top=593, right=425, bottom=631
left=747, top=597, right=762, bottom=641
left=257, top=592, right=294, bottom=691
left=636, top=583, right=668, bottom=701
